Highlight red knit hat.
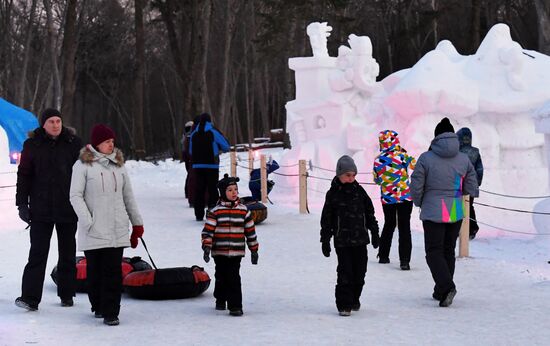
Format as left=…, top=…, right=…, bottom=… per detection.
left=91, top=124, right=116, bottom=147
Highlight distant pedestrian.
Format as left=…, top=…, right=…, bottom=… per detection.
left=181, top=120, right=195, bottom=206
left=249, top=157, right=279, bottom=201
left=411, top=117, right=478, bottom=307
left=70, top=124, right=144, bottom=326
left=456, top=127, right=483, bottom=240
left=201, top=174, right=259, bottom=316
left=15, top=108, right=82, bottom=311
left=373, top=130, right=416, bottom=270
left=189, top=113, right=230, bottom=221
left=320, top=155, right=380, bottom=316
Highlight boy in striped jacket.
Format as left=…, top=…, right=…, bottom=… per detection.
left=201, top=174, right=259, bottom=316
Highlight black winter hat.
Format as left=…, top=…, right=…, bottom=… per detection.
left=434, top=117, right=455, bottom=137
left=199, top=112, right=212, bottom=124
left=40, top=108, right=62, bottom=126
left=217, top=173, right=240, bottom=200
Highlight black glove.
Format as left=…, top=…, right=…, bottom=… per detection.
left=18, top=205, right=30, bottom=225
left=203, top=247, right=210, bottom=263
left=322, top=242, right=331, bottom=257
left=371, top=231, right=380, bottom=249
left=251, top=251, right=258, bottom=265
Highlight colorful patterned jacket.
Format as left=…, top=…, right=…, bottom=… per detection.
left=373, top=130, right=416, bottom=204
left=201, top=199, right=258, bottom=257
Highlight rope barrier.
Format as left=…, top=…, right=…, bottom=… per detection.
left=0, top=185, right=16, bottom=189
left=479, top=188, right=550, bottom=199
left=310, top=164, right=372, bottom=175
left=271, top=171, right=300, bottom=177
left=473, top=201, right=550, bottom=215
left=472, top=218, right=550, bottom=235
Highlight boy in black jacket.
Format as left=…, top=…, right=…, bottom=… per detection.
left=320, top=155, right=380, bottom=316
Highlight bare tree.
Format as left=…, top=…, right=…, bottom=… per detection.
left=535, top=0, right=550, bottom=54
left=43, top=0, right=61, bottom=109
left=15, top=0, right=38, bottom=108
left=60, top=0, right=78, bottom=126
left=133, top=0, right=146, bottom=159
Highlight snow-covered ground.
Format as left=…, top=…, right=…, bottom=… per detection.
left=1, top=152, right=550, bottom=346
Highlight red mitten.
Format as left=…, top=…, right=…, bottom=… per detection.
left=130, top=225, right=144, bottom=249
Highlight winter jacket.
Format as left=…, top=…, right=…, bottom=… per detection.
left=456, top=127, right=483, bottom=186
left=410, top=133, right=479, bottom=223
left=189, top=121, right=230, bottom=169
left=320, top=177, right=379, bottom=248
left=373, top=130, right=416, bottom=204
left=69, top=145, right=143, bottom=251
left=16, top=127, right=82, bottom=223
left=249, top=160, right=280, bottom=200
left=201, top=199, right=259, bottom=257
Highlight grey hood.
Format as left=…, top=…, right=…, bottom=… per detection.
left=430, top=133, right=460, bottom=158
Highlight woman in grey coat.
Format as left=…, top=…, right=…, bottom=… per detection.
left=70, top=124, right=144, bottom=326
left=410, top=118, right=478, bottom=307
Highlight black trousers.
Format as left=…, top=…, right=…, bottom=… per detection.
left=378, top=201, right=413, bottom=263
left=213, top=256, right=242, bottom=310
left=84, top=247, right=124, bottom=319
left=423, top=220, right=461, bottom=297
left=469, top=197, right=479, bottom=235
left=193, top=168, right=220, bottom=219
left=21, top=222, right=77, bottom=306
left=335, top=245, right=368, bottom=311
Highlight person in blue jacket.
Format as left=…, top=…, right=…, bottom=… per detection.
left=249, top=158, right=279, bottom=201
left=189, top=113, right=230, bottom=221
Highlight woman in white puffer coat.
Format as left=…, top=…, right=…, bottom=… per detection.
left=70, top=124, right=144, bottom=326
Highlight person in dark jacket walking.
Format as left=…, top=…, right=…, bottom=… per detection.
left=320, top=155, right=380, bottom=316
left=456, top=127, right=483, bottom=240
left=181, top=120, right=195, bottom=207
left=373, top=130, right=416, bottom=270
left=411, top=117, right=478, bottom=308
left=15, top=108, right=82, bottom=311
left=189, top=113, right=230, bottom=221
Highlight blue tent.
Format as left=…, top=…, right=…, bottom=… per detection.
left=0, top=98, right=38, bottom=163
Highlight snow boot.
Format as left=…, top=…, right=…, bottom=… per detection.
left=351, top=303, right=361, bottom=311
left=338, top=310, right=351, bottom=316
left=15, top=297, right=38, bottom=311
left=229, top=308, right=243, bottom=316
left=439, top=288, right=457, bottom=307
left=61, top=298, right=74, bottom=307
left=103, top=317, right=120, bottom=326
left=400, top=262, right=410, bottom=271
left=216, top=301, right=226, bottom=311
left=378, top=257, right=390, bottom=264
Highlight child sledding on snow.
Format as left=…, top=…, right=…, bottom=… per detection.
left=201, top=174, right=259, bottom=316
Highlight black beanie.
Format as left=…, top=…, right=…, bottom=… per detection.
left=217, top=174, right=240, bottom=200
left=434, top=117, right=455, bottom=137
left=41, top=108, right=62, bottom=126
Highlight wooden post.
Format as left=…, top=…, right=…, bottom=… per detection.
left=459, top=195, right=470, bottom=258
left=230, top=151, right=237, bottom=177
left=248, top=150, right=254, bottom=174
left=260, top=155, right=267, bottom=203
left=299, top=159, right=307, bottom=214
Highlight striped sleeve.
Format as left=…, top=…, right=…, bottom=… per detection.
left=244, top=210, right=259, bottom=252
left=201, top=210, right=218, bottom=249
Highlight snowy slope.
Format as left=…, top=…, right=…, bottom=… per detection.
left=1, top=153, right=550, bottom=346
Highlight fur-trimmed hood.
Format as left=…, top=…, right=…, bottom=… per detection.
left=79, top=144, right=124, bottom=167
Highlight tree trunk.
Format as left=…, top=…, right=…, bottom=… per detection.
left=15, top=0, right=37, bottom=108
left=43, top=0, right=62, bottom=109
left=60, top=0, right=78, bottom=127
left=470, top=0, right=482, bottom=53
left=190, top=0, right=212, bottom=115
left=133, top=0, right=146, bottom=159
left=535, top=0, right=550, bottom=54
left=218, top=0, right=240, bottom=134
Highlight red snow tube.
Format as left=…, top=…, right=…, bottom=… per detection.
left=51, top=256, right=152, bottom=293
left=123, top=265, right=210, bottom=300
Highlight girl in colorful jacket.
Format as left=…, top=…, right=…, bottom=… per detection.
left=201, top=174, right=259, bottom=316
left=373, top=130, right=416, bottom=270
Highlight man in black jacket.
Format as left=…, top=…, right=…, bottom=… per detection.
left=15, top=108, right=82, bottom=311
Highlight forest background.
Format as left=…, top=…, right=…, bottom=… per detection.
left=1, top=0, right=549, bottom=159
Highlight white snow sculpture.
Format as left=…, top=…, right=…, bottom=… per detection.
left=306, top=22, right=332, bottom=58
